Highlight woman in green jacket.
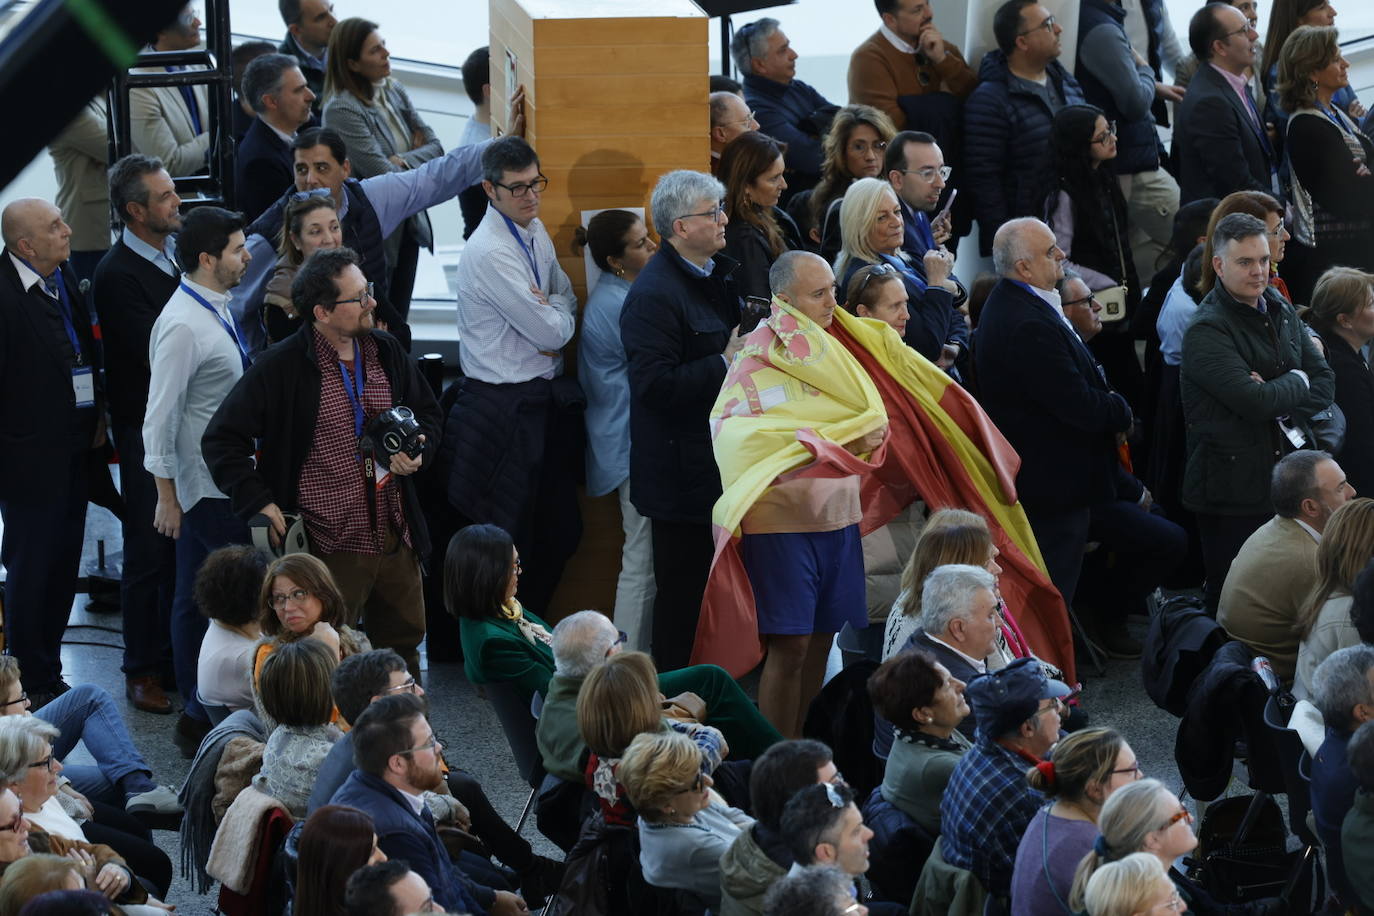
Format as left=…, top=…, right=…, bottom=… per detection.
left=445, top=524, right=555, bottom=704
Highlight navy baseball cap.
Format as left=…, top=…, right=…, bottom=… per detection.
left=965, top=656, right=1073, bottom=738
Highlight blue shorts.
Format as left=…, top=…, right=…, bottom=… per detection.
left=741, top=525, right=867, bottom=636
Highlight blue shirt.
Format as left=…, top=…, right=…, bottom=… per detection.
left=940, top=739, right=1044, bottom=899
left=120, top=226, right=177, bottom=277
left=1156, top=273, right=1198, bottom=367
left=578, top=273, right=633, bottom=496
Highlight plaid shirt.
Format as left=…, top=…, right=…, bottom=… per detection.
left=296, top=330, right=409, bottom=554
left=939, top=738, right=1044, bottom=899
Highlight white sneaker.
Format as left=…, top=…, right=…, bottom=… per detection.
left=125, top=785, right=183, bottom=815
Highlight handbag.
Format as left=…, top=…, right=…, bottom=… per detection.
left=1310, top=401, right=1347, bottom=456
left=1098, top=199, right=1130, bottom=324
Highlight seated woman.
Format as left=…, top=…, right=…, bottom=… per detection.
left=293, top=805, right=387, bottom=916
left=796, top=104, right=896, bottom=256
left=1309, top=268, right=1374, bottom=495
left=254, top=553, right=368, bottom=684
left=448, top=524, right=554, bottom=706
left=1011, top=728, right=1142, bottom=914
left=577, top=651, right=729, bottom=825
left=0, top=854, right=84, bottom=916
left=262, top=194, right=343, bottom=342
left=721, top=131, right=804, bottom=303
left=1039, top=105, right=1141, bottom=409
left=194, top=545, right=266, bottom=721
left=1069, top=778, right=1279, bottom=915
left=1295, top=499, right=1374, bottom=698
left=618, top=729, right=754, bottom=909
left=866, top=649, right=971, bottom=834
left=1081, top=852, right=1176, bottom=916
left=0, top=786, right=157, bottom=910
left=252, top=640, right=343, bottom=817
left=843, top=262, right=910, bottom=340
left=0, top=660, right=178, bottom=822
left=834, top=178, right=966, bottom=375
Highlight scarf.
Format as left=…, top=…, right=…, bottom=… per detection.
left=500, top=599, right=553, bottom=648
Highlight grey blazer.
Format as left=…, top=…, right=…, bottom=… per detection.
left=129, top=72, right=210, bottom=178
left=323, top=80, right=442, bottom=249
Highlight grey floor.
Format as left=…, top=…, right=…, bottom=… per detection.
left=55, top=503, right=1206, bottom=915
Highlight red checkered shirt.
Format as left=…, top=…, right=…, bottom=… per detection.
left=296, top=329, right=410, bottom=555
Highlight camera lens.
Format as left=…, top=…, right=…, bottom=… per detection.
left=383, top=432, right=403, bottom=453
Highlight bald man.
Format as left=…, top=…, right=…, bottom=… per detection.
left=710, top=91, right=759, bottom=174
left=0, top=199, right=105, bottom=704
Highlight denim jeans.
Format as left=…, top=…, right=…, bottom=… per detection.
left=173, top=498, right=249, bottom=722
left=36, top=683, right=153, bottom=805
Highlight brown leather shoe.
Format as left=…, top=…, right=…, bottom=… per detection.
left=125, top=676, right=173, bottom=714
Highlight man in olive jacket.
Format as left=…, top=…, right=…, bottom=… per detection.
left=1181, top=212, right=1334, bottom=611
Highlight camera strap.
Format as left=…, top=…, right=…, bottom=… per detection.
left=341, top=340, right=380, bottom=533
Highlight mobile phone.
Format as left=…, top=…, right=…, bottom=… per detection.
left=935, top=188, right=958, bottom=223
left=741, top=296, right=771, bottom=332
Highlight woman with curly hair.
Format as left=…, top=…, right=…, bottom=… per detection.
left=789, top=104, right=896, bottom=255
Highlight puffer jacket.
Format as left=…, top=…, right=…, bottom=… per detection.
left=1180, top=284, right=1333, bottom=516
left=719, top=824, right=788, bottom=916
left=963, top=50, right=1085, bottom=255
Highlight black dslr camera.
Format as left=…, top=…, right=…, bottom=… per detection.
left=361, top=407, right=424, bottom=459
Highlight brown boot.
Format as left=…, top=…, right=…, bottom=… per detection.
left=125, top=676, right=172, bottom=714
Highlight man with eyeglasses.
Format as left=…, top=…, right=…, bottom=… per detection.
left=1175, top=3, right=1279, bottom=205
left=733, top=18, right=837, bottom=195
left=310, top=649, right=564, bottom=903
left=334, top=693, right=530, bottom=914
left=1174, top=0, right=1270, bottom=122
left=142, top=206, right=255, bottom=754
left=940, top=657, right=1071, bottom=909
left=445, top=136, right=580, bottom=620
left=129, top=5, right=209, bottom=179
left=883, top=130, right=964, bottom=294
left=848, top=0, right=977, bottom=133
left=1076, top=0, right=1183, bottom=281
left=710, top=91, right=760, bottom=176
left=621, top=169, right=744, bottom=672
left=965, top=0, right=1086, bottom=255
left=204, top=248, right=442, bottom=678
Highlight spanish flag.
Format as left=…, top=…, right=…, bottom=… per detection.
left=694, top=297, right=1075, bottom=684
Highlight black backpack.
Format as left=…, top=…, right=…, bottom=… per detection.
left=1141, top=595, right=1229, bottom=717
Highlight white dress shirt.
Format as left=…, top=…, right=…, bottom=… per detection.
left=142, top=278, right=247, bottom=510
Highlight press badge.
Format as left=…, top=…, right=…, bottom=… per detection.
left=72, top=366, right=95, bottom=408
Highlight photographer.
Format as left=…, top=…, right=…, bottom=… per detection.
left=203, top=247, right=441, bottom=676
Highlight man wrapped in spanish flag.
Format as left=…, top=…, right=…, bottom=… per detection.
left=696, top=251, right=1072, bottom=737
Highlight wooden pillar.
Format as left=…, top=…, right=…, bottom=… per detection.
left=489, top=0, right=710, bottom=623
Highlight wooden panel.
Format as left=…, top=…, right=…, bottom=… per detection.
left=535, top=104, right=708, bottom=138
left=544, top=489, right=621, bottom=625
left=535, top=17, right=705, bottom=47
left=530, top=74, right=705, bottom=108
left=535, top=135, right=709, bottom=167
left=533, top=44, right=704, bottom=76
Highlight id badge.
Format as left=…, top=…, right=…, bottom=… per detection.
left=72, top=366, right=95, bottom=408
left=1278, top=417, right=1307, bottom=449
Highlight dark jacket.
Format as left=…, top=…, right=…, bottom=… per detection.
left=0, top=251, right=102, bottom=492
left=1174, top=61, right=1276, bottom=205
left=722, top=207, right=803, bottom=304
left=620, top=242, right=741, bottom=523
left=1180, top=284, right=1333, bottom=516
left=278, top=33, right=324, bottom=116
left=235, top=117, right=295, bottom=223
left=1075, top=0, right=1163, bottom=175
left=330, top=770, right=489, bottom=915
left=838, top=253, right=968, bottom=371
left=1320, top=331, right=1374, bottom=495
left=972, top=278, right=1133, bottom=512
left=201, top=321, right=442, bottom=558
left=90, top=237, right=180, bottom=426
left=964, top=51, right=1086, bottom=255
left=743, top=73, right=834, bottom=189
left=903, top=629, right=982, bottom=742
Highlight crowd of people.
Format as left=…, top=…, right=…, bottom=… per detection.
left=7, top=0, right=1374, bottom=912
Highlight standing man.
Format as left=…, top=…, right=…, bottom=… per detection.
left=92, top=155, right=184, bottom=715
left=1174, top=3, right=1278, bottom=204
left=1181, top=213, right=1333, bottom=611
left=621, top=170, right=744, bottom=672
left=204, top=248, right=441, bottom=676
left=734, top=19, right=837, bottom=196
left=278, top=0, right=337, bottom=115
left=143, top=207, right=253, bottom=752
left=236, top=54, right=317, bottom=222
left=973, top=217, right=1134, bottom=611
left=131, top=4, right=209, bottom=178
left=964, top=0, right=1085, bottom=255
left=446, top=137, right=580, bottom=618
left=0, top=199, right=103, bottom=709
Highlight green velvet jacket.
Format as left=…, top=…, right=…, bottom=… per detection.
left=459, top=609, right=555, bottom=703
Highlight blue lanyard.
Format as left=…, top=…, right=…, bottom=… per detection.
left=18, top=257, right=83, bottom=365
left=179, top=282, right=250, bottom=371
left=339, top=340, right=365, bottom=439
left=499, top=212, right=542, bottom=288
left=1322, top=103, right=1352, bottom=134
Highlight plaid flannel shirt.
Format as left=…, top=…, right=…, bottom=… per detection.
left=939, top=738, right=1044, bottom=899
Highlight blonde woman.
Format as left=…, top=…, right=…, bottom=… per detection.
left=1295, top=498, right=1374, bottom=698
left=1081, top=852, right=1180, bottom=916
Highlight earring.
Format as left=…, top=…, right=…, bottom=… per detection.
left=614, top=267, right=625, bottom=277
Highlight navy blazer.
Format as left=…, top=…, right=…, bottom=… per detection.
left=235, top=118, right=295, bottom=223
left=972, top=279, right=1133, bottom=513
left=1174, top=62, right=1276, bottom=205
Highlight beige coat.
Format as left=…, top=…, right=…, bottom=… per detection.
left=49, top=99, right=111, bottom=252
left=1217, top=515, right=1319, bottom=681
left=129, top=69, right=210, bottom=178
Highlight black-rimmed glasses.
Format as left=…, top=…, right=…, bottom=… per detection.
left=493, top=175, right=549, bottom=198
left=1063, top=293, right=1098, bottom=309
left=333, top=282, right=375, bottom=308
left=676, top=201, right=727, bottom=224
left=0, top=693, right=27, bottom=710
left=900, top=165, right=953, bottom=183
left=1091, top=122, right=1118, bottom=145
left=269, top=587, right=311, bottom=610
left=1019, top=13, right=1056, bottom=35
left=27, top=754, right=55, bottom=773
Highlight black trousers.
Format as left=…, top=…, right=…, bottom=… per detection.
left=387, top=220, right=421, bottom=323
left=1023, top=505, right=1092, bottom=610
left=649, top=519, right=714, bottom=671
left=113, top=421, right=176, bottom=680
left=447, top=769, right=533, bottom=871
left=83, top=800, right=173, bottom=898
left=1196, top=511, right=1270, bottom=613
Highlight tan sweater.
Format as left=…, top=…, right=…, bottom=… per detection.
left=848, top=30, right=978, bottom=129
left=1217, top=515, right=1319, bottom=681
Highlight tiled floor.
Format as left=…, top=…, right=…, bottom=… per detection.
left=44, top=502, right=1197, bottom=914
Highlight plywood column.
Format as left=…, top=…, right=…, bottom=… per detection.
left=488, top=0, right=710, bottom=622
